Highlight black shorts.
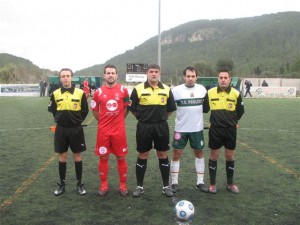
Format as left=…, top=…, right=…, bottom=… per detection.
left=208, top=125, right=237, bottom=150
left=54, top=126, right=86, bottom=153
left=136, top=121, right=170, bottom=152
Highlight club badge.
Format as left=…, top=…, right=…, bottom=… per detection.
left=174, top=132, right=181, bottom=140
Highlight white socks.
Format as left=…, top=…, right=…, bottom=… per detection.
left=170, top=160, right=180, bottom=184
left=171, top=157, right=205, bottom=185
left=195, top=157, right=205, bottom=184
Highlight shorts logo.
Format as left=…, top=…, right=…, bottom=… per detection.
left=161, top=98, right=165, bottom=103
left=99, top=146, right=107, bottom=154
left=228, top=103, right=233, bottom=109
left=73, top=104, right=77, bottom=109
left=174, top=132, right=181, bottom=140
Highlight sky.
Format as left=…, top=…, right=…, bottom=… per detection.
left=0, top=0, right=299, bottom=72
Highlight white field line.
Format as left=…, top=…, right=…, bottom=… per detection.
left=1, top=126, right=299, bottom=133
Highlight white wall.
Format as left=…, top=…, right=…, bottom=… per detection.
left=243, top=78, right=300, bottom=90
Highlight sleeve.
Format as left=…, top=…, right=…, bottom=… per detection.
left=81, top=93, right=89, bottom=120
left=90, top=90, right=99, bottom=111
left=236, top=94, right=245, bottom=120
left=202, top=93, right=210, bottom=113
left=167, top=89, right=177, bottom=112
left=129, top=88, right=138, bottom=112
left=47, top=93, right=57, bottom=118
left=123, top=87, right=130, bottom=107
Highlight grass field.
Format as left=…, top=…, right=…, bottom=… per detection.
left=0, top=96, right=299, bottom=225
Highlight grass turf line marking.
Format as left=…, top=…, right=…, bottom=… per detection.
left=0, top=154, right=57, bottom=212
left=0, top=116, right=96, bottom=212
left=239, top=141, right=300, bottom=179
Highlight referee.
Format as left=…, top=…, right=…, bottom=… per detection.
left=203, top=69, right=244, bottom=194
left=48, top=68, right=89, bottom=196
left=129, top=64, right=177, bottom=197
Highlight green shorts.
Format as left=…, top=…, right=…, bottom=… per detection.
left=172, top=131, right=205, bottom=150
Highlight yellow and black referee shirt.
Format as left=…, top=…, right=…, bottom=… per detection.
left=203, top=86, right=244, bottom=127
left=129, top=81, right=176, bottom=122
left=48, top=87, right=89, bottom=127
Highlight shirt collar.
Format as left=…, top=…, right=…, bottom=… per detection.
left=217, top=86, right=231, bottom=93
left=144, top=80, right=164, bottom=89
left=61, top=86, right=75, bottom=94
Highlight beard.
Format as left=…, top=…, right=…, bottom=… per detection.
left=105, top=79, right=116, bottom=86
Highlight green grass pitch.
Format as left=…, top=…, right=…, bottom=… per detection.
left=0, top=97, right=299, bottom=225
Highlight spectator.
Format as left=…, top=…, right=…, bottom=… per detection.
left=262, top=80, right=268, bottom=87
left=244, top=80, right=252, bottom=97
left=39, top=80, right=47, bottom=97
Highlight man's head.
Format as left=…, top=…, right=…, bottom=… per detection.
left=146, top=64, right=161, bottom=84
left=183, top=66, right=198, bottom=87
left=218, top=69, right=231, bottom=90
left=103, top=64, right=118, bottom=86
left=59, top=68, right=73, bottom=88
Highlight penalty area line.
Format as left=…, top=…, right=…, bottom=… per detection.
left=239, top=141, right=300, bottom=179
left=0, top=154, right=57, bottom=212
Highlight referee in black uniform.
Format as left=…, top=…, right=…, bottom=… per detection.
left=48, top=68, right=89, bottom=196
left=129, top=64, right=177, bottom=197
left=203, top=69, right=244, bottom=194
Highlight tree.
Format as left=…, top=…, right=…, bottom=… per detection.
left=286, top=62, right=290, bottom=72
left=291, top=57, right=300, bottom=72
left=279, top=64, right=285, bottom=74
left=0, top=64, right=16, bottom=84
left=254, top=66, right=262, bottom=75
left=216, top=58, right=234, bottom=72
left=193, top=61, right=213, bottom=77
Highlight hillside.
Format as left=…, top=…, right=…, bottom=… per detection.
left=0, top=53, right=51, bottom=83
left=76, top=11, right=300, bottom=83
left=1, top=12, right=300, bottom=84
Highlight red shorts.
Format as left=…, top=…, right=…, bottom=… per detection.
left=94, top=132, right=128, bottom=157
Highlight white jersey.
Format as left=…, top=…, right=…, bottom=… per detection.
left=172, top=83, right=207, bottom=132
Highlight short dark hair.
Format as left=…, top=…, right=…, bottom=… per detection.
left=146, top=64, right=160, bottom=72
left=183, top=66, right=198, bottom=76
left=104, top=64, right=118, bottom=74
left=218, top=69, right=231, bottom=77
left=59, top=68, right=73, bottom=77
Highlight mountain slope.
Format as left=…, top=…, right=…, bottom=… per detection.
left=77, top=11, right=300, bottom=81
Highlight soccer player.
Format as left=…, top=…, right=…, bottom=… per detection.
left=90, top=64, right=130, bottom=197
left=170, top=66, right=208, bottom=193
left=48, top=68, right=89, bottom=196
left=129, top=64, right=177, bottom=197
left=203, top=69, right=245, bottom=194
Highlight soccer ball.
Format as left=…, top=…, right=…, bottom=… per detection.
left=174, top=200, right=195, bottom=222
